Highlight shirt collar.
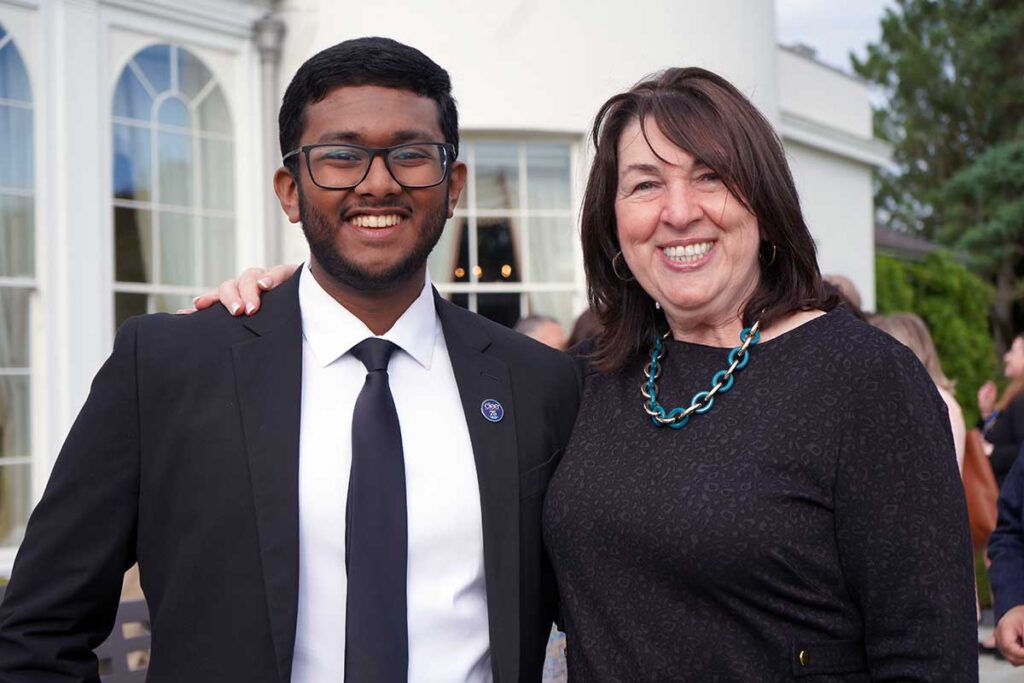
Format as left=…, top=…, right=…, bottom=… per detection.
left=298, top=263, right=437, bottom=370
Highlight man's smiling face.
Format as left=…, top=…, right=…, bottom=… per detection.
left=286, top=85, right=466, bottom=292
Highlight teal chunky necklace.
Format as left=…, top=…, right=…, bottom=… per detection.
left=642, top=321, right=762, bottom=429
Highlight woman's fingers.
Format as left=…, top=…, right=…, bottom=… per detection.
left=176, top=263, right=299, bottom=316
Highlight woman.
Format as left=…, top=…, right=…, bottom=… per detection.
left=871, top=313, right=966, bottom=473
left=978, top=333, right=1024, bottom=489
left=201, top=68, right=976, bottom=680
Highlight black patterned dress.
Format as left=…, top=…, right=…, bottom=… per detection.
left=542, top=310, right=977, bottom=682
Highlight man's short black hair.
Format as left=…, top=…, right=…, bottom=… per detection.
left=279, top=36, right=459, bottom=172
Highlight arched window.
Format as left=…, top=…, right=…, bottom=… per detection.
left=112, top=44, right=235, bottom=326
left=0, top=23, right=35, bottom=547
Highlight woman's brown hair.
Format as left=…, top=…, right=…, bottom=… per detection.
left=581, top=67, right=837, bottom=372
left=997, top=333, right=1024, bottom=412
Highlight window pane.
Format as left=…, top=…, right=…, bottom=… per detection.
left=0, top=194, right=33, bottom=277
left=112, top=67, right=152, bottom=122
left=157, top=96, right=190, bottom=128
left=477, top=217, right=520, bottom=283
left=527, top=143, right=572, bottom=211
left=475, top=143, right=519, bottom=210
left=528, top=216, right=575, bottom=283
left=0, top=104, right=33, bottom=189
left=527, top=291, right=575, bottom=331
left=0, top=41, right=32, bottom=103
left=133, top=45, right=171, bottom=95
left=477, top=293, right=520, bottom=328
left=449, top=292, right=469, bottom=310
left=177, top=47, right=212, bottom=101
left=152, top=293, right=194, bottom=313
left=159, top=211, right=194, bottom=286
left=115, top=292, right=148, bottom=328
left=158, top=131, right=194, bottom=206
left=428, top=218, right=466, bottom=284
left=114, top=206, right=153, bottom=283
left=0, top=287, right=30, bottom=367
left=0, top=376, right=30, bottom=457
left=0, top=463, right=31, bottom=547
left=196, top=87, right=231, bottom=135
left=200, top=216, right=234, bottom=286
left=200, top=138, right=234, bottom=211
left=112, top=123, right=151, bottom=201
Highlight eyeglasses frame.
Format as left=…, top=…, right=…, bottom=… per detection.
left=282, top=141, right=458, bottom=190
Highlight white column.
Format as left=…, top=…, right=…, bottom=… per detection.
left=43, top=0, right=110, bottom=454
left=254, top=13, right=286, bottom=267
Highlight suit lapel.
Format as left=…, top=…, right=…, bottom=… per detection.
left=435, top=292, right=521, bottom=683
left=232, top=271, right=304, bottom=683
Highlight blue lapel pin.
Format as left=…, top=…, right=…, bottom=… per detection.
left=480, top=399, right=504, bottom=423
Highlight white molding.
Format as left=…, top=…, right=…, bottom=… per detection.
left=0, top=0, right=40, bottom=10
left=100, top=0, right=268, bottom=39
left=780, top=110, right=893, bottom=169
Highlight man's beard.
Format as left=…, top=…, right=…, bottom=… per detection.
left=298, top=188, right=448, bottom=292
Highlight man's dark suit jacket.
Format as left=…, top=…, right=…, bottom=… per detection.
left=0, top=272, right=580, bottom=682
left=989, top=444, right=1024, bottom=622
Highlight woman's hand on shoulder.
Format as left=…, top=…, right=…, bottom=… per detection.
left=184, top=264, right=299, bottom=316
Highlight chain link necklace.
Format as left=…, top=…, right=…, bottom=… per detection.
left=641, top=321, right=762, bottom=429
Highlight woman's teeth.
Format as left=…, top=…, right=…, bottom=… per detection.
left=663, top=242, right=712, bottom=263
left=349, top=214, right=403, bottom=228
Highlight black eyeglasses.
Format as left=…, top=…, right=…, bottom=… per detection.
left=282, top=142, right=456, bottom=190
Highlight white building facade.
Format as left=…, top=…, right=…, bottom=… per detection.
left=0, top=0, right=888, bottom=572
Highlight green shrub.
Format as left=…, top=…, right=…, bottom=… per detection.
left=875, top=252, right=998, bottom=426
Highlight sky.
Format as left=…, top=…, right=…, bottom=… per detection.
left=775, top=0, right=896, bottom=74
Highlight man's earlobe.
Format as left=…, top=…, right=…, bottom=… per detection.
left=273, top=167, right=302, bottom=223
left=447, top=162, right=468, bottom=219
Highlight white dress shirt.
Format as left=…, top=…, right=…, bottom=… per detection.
left=291, top=265, right=492, bottom=682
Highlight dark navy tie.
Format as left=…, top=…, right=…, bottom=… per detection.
left=345, top=338, right=408, bottom=682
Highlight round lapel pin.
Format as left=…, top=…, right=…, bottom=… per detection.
left=480, top=399, right=504, bottom=423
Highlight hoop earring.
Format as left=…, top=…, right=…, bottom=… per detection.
left=612, top=251, right=635, bottom=282
left=760, top=242, right=777, bottom=267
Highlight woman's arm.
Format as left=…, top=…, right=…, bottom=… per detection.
left=834, top=344, right=977, bottom=681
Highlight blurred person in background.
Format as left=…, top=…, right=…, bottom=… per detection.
left=988, top=445, right=1024, bottom=666
left=872, top=312, right=966, bottom=472
left=566, top=309, right=603, bottom=349
left=515, top=315, right=568, bottom=350
left=824, top=273, right=868, bottom=321
left=978, top=332, right=1024, bottom=489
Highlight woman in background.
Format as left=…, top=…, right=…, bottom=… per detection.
left=978, top=333, right=1024, bottom=489
left=872, top=312, right=966, bottom=473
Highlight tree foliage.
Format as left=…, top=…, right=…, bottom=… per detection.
left=853, top=0, right=1024, bottom=237
left=876, top=252, right=996, bottom=425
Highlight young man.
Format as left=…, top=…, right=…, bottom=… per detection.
left=0, top=37, right=578, bottom=682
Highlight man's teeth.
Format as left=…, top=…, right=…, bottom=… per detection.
left=349, top=214, right=403, bottom=228
left=663, top=242, right=712, bottom=263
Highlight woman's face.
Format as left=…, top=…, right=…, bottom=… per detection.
left=614, top=118, right=761, bottom=328
left=1004, top=336, right=1024, bottom=380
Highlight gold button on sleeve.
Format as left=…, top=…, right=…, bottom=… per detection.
left=798, top=649, right=810, bottom=667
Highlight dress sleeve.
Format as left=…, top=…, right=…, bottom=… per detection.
left=833, top=344, right=977, bottom=681
left=988, top=450, right=1024, bottom=621
left=0, top=317, right=142, bottom=681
